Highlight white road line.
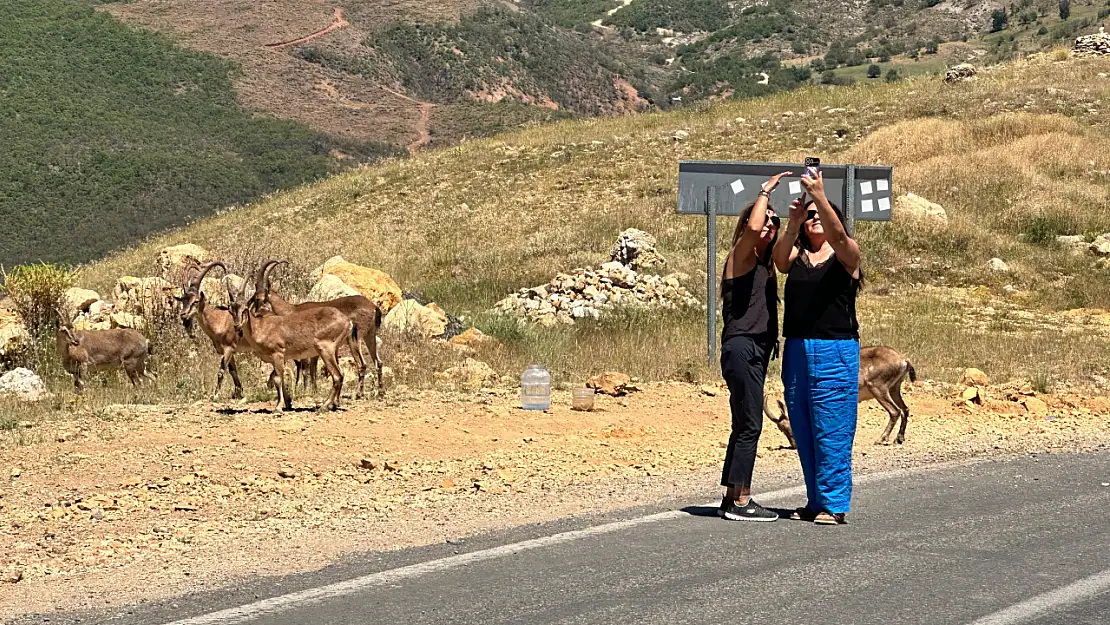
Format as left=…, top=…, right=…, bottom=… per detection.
left=163, top=458, right=989, bottom=625
left=967, top=568, right=1110, bottom=625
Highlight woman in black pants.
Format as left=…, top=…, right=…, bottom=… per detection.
left=717, top=172, right=788, bottom=522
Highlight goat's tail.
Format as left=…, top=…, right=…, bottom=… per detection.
left=147, top=340, right=155, bottom=357
left=905, top=360, right=917, bottom=383
left=375, top=306, right=383, bottom=330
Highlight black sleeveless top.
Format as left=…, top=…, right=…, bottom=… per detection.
left=721, top=263, right=777, bottom=344
left=783, top=253, right=859, bottom=340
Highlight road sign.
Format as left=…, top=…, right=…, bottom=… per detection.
left=677, top=160, right=894, bottom=364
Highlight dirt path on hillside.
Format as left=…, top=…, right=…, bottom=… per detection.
left=264, top=7, right=349, bottom=49
left=2, top=381, right=1108, bottom=618
left=380, top=85, right=434, bottom=152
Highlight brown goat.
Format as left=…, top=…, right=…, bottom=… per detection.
left=255, top=260, right=384, bottom=400
left=177, top=262, right=250, bottom=400
left=229, top=262, right=352, bottom=413
left=766, top=345, right=916, bottom=446
left=57, top=324, right=153, bottom=393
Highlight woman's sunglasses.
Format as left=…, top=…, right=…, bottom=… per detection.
left=743, top=212, right=781, bottom=227
left=805, top=209, right=819, bottom=222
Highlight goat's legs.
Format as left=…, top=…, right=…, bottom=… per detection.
left=891, top=380, right=910, bottom=445
left=348, top=331, right=367, bottom=400
left=227, top=355, right=244, bottom=400
left=269, top=356, right=289, bottom=414
left=317, top=344, right=343, bottom=411
left=367, top=333, right=384, bottom=399
left=870, top=385, right=903, bottom=445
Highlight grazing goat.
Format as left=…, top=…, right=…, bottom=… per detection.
left=56, top=322, right=153, bottom=393
left=229, top=262, right=352, bottom=413
left=255, top=260, right=384, bottom=399
left=765, top=345, right=917, bottom=446
left=177, top=262, right=250, bottom=400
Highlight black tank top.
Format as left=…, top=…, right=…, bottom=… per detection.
left=783, top=253, right=859, bottom=339
left=721, top=263, right=777, bottom=344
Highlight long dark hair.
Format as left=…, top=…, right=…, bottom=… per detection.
left=734, top=201, right=779, bottom=268
left=798, top=199, right=864, bottom=291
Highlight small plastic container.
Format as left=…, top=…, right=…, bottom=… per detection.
left=520, top=364, right=552, bottom=410
left=571, top=387, right=595, bottom=412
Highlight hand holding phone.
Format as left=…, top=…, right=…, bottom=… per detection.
left=803, top=156, right=821, bottom=180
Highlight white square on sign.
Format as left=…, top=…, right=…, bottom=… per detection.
left=860, top=181, right=873, bottom=196
left=861, top=199, right=874, bottom=213
left=876, top=179, right=889, bottom=192
left=878, top=197, right=891, bottom=211
left=730, top=178, right=745, bottom=194
left=788, top=181, right=802, bottom=195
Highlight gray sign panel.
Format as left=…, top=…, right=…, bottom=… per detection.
left=677, top=160, right=893, bottom=222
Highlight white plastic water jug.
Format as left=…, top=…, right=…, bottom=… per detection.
left=520, top=364, right=551, bottom=410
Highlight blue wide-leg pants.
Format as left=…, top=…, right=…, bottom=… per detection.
left=781, top=337, right=860, bottom=514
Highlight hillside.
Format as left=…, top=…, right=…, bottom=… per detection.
left=80, top=53, right=1110, bottom=387
left=0, top=0, right=394, bottom=268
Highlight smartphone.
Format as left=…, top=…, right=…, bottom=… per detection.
left=804, top=156, right=820, bottom=179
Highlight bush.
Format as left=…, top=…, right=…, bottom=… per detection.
left=0, top=263, right=75, bottom=351
left=1037, top=25, right=1049, bottom=35
left=867, top=64, right=882, bottom=78
left=991, top=9, right=1008, bottom=32
left=885, top=68, right=901, bottom=82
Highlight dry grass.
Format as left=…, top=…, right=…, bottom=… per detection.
left=51, top=55, right=1110, bottom=405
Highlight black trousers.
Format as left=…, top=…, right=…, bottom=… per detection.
left=720, top=335, right=774, bottom=489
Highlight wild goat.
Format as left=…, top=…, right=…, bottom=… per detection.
left=229, top=262, right=353, bottom=413
left=254, top=260, right=384, bottom=399
left=766, top=345, right=916, bottom=446
left=56, top=321, right=154, bottom=393
left=176, top=262, right=250, bottom=400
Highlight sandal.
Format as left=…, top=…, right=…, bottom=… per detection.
left=813, top=511, right=847, bottom=525
left=789, top=506, right=817, bottom=521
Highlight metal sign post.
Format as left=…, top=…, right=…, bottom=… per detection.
left=677, top=160, right=893, bottom=364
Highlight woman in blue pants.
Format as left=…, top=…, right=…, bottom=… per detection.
left=771, top=170, right=862, bottom=525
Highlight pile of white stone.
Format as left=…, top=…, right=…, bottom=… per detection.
left=493, top=230, right=699, bottom=326
left=1074, top=29, right=1110, bottom=57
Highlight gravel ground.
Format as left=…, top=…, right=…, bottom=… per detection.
left=2, top=380, right=1108, bottom=619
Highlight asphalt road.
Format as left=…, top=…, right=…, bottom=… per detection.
left=17, top=451, right=1110, bottom=625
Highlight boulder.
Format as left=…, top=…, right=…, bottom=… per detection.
left=157, top=244, right=210, bottom=283
left=112, top=276, right=177, bottom=315
left=1089, top=234, right=1110, bottom=257
left=0, top=309, right=29, bottom=361
left=1073, top=30, right=1110, bottom=57
left=944, top=63, right=978, bottom=83
left=382, top=299, right=448, bottom=338
left=1022, top=396, right=1050, bottom=416
left=0, top=368, right=50, bottom=402
left=449, top=328, right=496, bottom=349
left=587, top=371, right=632, bottom=396
left=610, top=228, right=667, bottom=270
left=62, top=288, right=100, bottom=319
left=307, top=274, right=360, bottom=302
left=987, top=258, right=1010, bottom=273
left=960, top=368, right=990, bottom=387
left=311, top=256, right=402, bottom=313
left=895, top=193, right=948, bottom=226
left=1056, top=235, right=1087, bottom=254
left=110, top=312, right=146, bottom=330
left=73, top=313, right=111, bottom=331
left=435, top=358, right=499, bottom=390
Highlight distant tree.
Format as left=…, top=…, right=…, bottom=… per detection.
left=925, top=38, right=940, bottom=54
left=991, top=9, right=1008, bottom=31
left=885, top=68, right=901, bottom=81
left=908, top=47, right=920, bottom=60
left=867, top=63, right=882, bottom=78
left=821, top=69, right=837, bottom=84
left=1037, top=25, right=1049, bottom=34
left=1059, top=0, right=1071, bottom=20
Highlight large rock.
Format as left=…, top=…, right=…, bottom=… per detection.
left=610, top=228, right=667, bottom=270
left=895, top=193, right=948, bottom=226
left=1073, top=30, right=1110, bottom=57
left=157, top=244, right=210, bottom=283
left=987, top=258, right=1010, bottom=273
left=449, top=328, right=496, bottom=349
left=944, top=63, right=978, bottom=83
left=1089, top=234, right=1110, bottom=257
left=382, top=299, right=448, bottom=338
left=434, top=358, right=499, bottom=390
left=308, top=274, right=361, bottom=302
left=588, top=371, right=632, bottom=396
left=311, top=256, right=402, bottom=313
left=0, top=309, right=29, bottom=361
left=960, top=368, right=990, bottom=387
left=0, top=368, right=50, bottom=402
left=62, top=288, right=100, bottom=319
left=112, top=276, right=177, bottom=315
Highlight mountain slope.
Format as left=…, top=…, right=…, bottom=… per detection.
left=80, top=54, right=1110, bottom=383
left=0, top=0, right=393, bottom=268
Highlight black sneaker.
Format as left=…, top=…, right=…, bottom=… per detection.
left=717, top=495, right=729, bottom=518
left=723, top=499, right=778, bottom=522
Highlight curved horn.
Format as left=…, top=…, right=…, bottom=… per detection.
left=191, top=261, right=227, bottom=291
left=255, top=260, right=285, bottom=300
left=181, top=261, right=201, bottom=289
